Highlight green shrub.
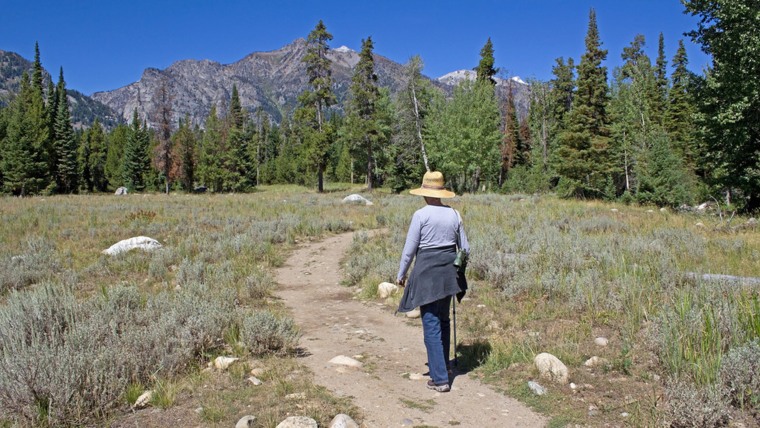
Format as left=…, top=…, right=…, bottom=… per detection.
left=240, top=311, right=300, bottom=356
left=719, top=339, right=760, bottom=411
left=0, top=237, right=61, bottom=293
left=0, top=282, right=236, bottom=426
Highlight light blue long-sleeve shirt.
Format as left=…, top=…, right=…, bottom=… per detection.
left=397, top=204, right=470, bottom=282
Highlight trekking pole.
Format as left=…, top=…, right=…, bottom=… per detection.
left=452, top=297, right=458, bottom=367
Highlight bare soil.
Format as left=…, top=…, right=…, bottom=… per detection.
left=275, top=231, right=547, bottom=427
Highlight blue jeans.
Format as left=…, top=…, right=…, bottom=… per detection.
left=420, top=295, right=452, bottom=385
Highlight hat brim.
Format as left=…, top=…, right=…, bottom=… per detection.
left=409, top=187, right=456, bottom=198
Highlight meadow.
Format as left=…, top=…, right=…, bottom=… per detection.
left=0, top=186, right=758, bottom=427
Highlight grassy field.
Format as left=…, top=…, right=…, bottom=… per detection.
left=0, top=186, right=758, bottom=426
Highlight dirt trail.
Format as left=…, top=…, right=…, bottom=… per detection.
left=275, top=231, right=547, bottom=428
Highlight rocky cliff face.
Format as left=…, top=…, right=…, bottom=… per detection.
left=91, top=39, right=530, bottom=128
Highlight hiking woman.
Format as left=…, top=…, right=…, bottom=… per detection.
left=396, top=171, right=469, bottom=393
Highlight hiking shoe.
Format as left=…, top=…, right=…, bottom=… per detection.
left=426, top=380, right=451, bottom=392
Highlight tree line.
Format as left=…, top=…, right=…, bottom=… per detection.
left=0, top=1, right=757, bottom=211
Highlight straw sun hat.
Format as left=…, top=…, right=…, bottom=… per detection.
left=409, top=171, right=456, bottom=199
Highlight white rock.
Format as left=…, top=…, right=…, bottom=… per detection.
left=584, top=356, right=607, bottom=368
left=342, top=194, right=373, bottom=206
left=594, top=337, right=609, bottom=347
left=329, top=355, right=363, bottom=368
left=213, top=356, right=239, bottom=370
left=610, top=208, right=619, bottom=213
left=647, top=209, right=654, bottom=213
left=102, top=236, right=162, bottom=255
left=409, top=372, right=424, bottom=380
left=248, top=376, right=263, bottom=386
left=285, top=392, right=306, bottom=400
left=377, top=282, right=399, bottom=298
left=276, top=416, right=318, bottom=428
left=236, top=415, right=256, bottom=428
left=527, top=380, right=547, bottom=395
left=194, top=407, right=203, bottom=414
left=660, top=207, right=668, bottom=212
left=405, top=308, right=421, bottom=318
left=695, top=222, right=705, bottom=228
left=133, top=390, right=153, bottom=408
left=250, top=367, right=266, bottom=376
left=534, top=353, right=569, bottom=384
left=114, top=186, right=128, bottom=195
left=570, top=382, right=577, bottom=390
left=329, top=413, right=359, bottom=428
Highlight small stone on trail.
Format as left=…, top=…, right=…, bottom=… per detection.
left=329, top=413, right=359, bottom=428
left=409, top=372, right=424, bottom=380
left=276, top=416, right=318, bottom=428
left=402, top=418, right=414, bottom=426
left=329, top=355, right=363, bottom=368
left=236, top=415, right=256, bottom=428
left=250, top=367, right=266, bottom=376
left=377, top=281, right=399, bottom=298
left=285, top=392, right=306, bottom=400
left=194, top=407, right=203, bottom=414
left=342, top=194, right=373, bottom=206
left=248, top=376, right=263, bottom=386
left=534, top=352, right=569, bottom=384
left=405, top=308, right=421, bottom=318
left=594, top=337, right=609, bottom=347
left=212, top=356, right=239, bottom=370
left=584, top=356, right=607, bottom=368
left=527, top=381, right=547, bottom=396
left=133, top=390, right=153, bottom=408
left=102, top=236, right=162, bottom=255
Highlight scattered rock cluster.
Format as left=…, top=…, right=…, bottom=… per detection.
left=528, top=336, right=610, bottom=396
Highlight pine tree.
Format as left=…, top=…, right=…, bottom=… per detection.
left=664, top=40, right=697, bottom=168
left=346, top=37, right=382, bottom=189
left=173, top=117, right=196, bottom=191
left=198, top=105, right=224, bottom=192
left=549, top=57, right=575, bottom=135
left=104, top=124, right=128, bottom=189
left=500, top=81, right=522, bottom=185
left=223, top=86, right=253, bottom=191
left=53, top=68, right=78, bottom=193
left=78, top=118, right=107, bottom=192
left=683, top=0, right=760, bottom=210
left=151, top=78, right=174, bottom=194
left=652, top=33, right=669, bottom=123
left=301, top=20, right=336, bottom=192
left=474, top=37, right=497, bottom=85
left=122, top=109, right=150, bottom=191
left=1, top=70, right=50, bottom=195
left=553, top=8, right=612, bottom=198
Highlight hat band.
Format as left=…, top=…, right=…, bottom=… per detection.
left=422, top=183, right=445, bottom=190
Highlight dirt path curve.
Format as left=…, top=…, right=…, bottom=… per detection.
left=275, top=231, right=547, bottom=428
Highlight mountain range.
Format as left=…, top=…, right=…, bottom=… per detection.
left=1, top=39, right=529, bottom=129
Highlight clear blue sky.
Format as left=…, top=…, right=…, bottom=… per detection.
left=1, top=0, right=710, bottom=95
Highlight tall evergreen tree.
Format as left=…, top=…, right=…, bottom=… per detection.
left=553, top=8, right=612, bottom=198
left=1, top=71, right=50, bottom=195
left=53, top=68, right=78, bottom=193
left=652, top=32, right=669, bottom=123
left=173, top=117, right=196, bottom=191
left=474, top=37, right=497, bottom=85
left=198, top=105, right=225, bottom=192
left=549, top=57, right=575, bottom=135
left=500, top=81, right=523, bottom=185
left=346, top=37, right=382, bottom=189
left=122, top=109, right=150, bottom=191
left=683, top=0, right=760, bottom=210
left=78, top=118, right=107, bottom=192
left=151, top=78, right=174, bottom=194
left=664, top=40, right=697, bottom=168
left=224, top=86, right=253, bottom=191
left=104, top=124, right=129, bottom=189
left=301, top=20, right=336, bottom=192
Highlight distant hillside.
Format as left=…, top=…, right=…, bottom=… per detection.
left=91, top=39, right=531, bottom=128
left=0, top=50, right=120, bottom=128
left=2, top=42, right=530, bottom=130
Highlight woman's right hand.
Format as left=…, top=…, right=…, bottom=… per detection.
left=397, top=278, right=406, bottom=287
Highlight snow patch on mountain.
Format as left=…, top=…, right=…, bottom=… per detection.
left=437, top=70, right=529, bottom=87
left=334, top=46, right=353, bottom=53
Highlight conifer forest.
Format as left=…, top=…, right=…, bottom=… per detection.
left=0, top=2, right=758, bottom=213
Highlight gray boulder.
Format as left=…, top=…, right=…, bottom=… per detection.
left=276, top=416, right=318, bottom=428
left=342, top=194, right=373, bottom=206
left=114, top=187, right=128, bottom=195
